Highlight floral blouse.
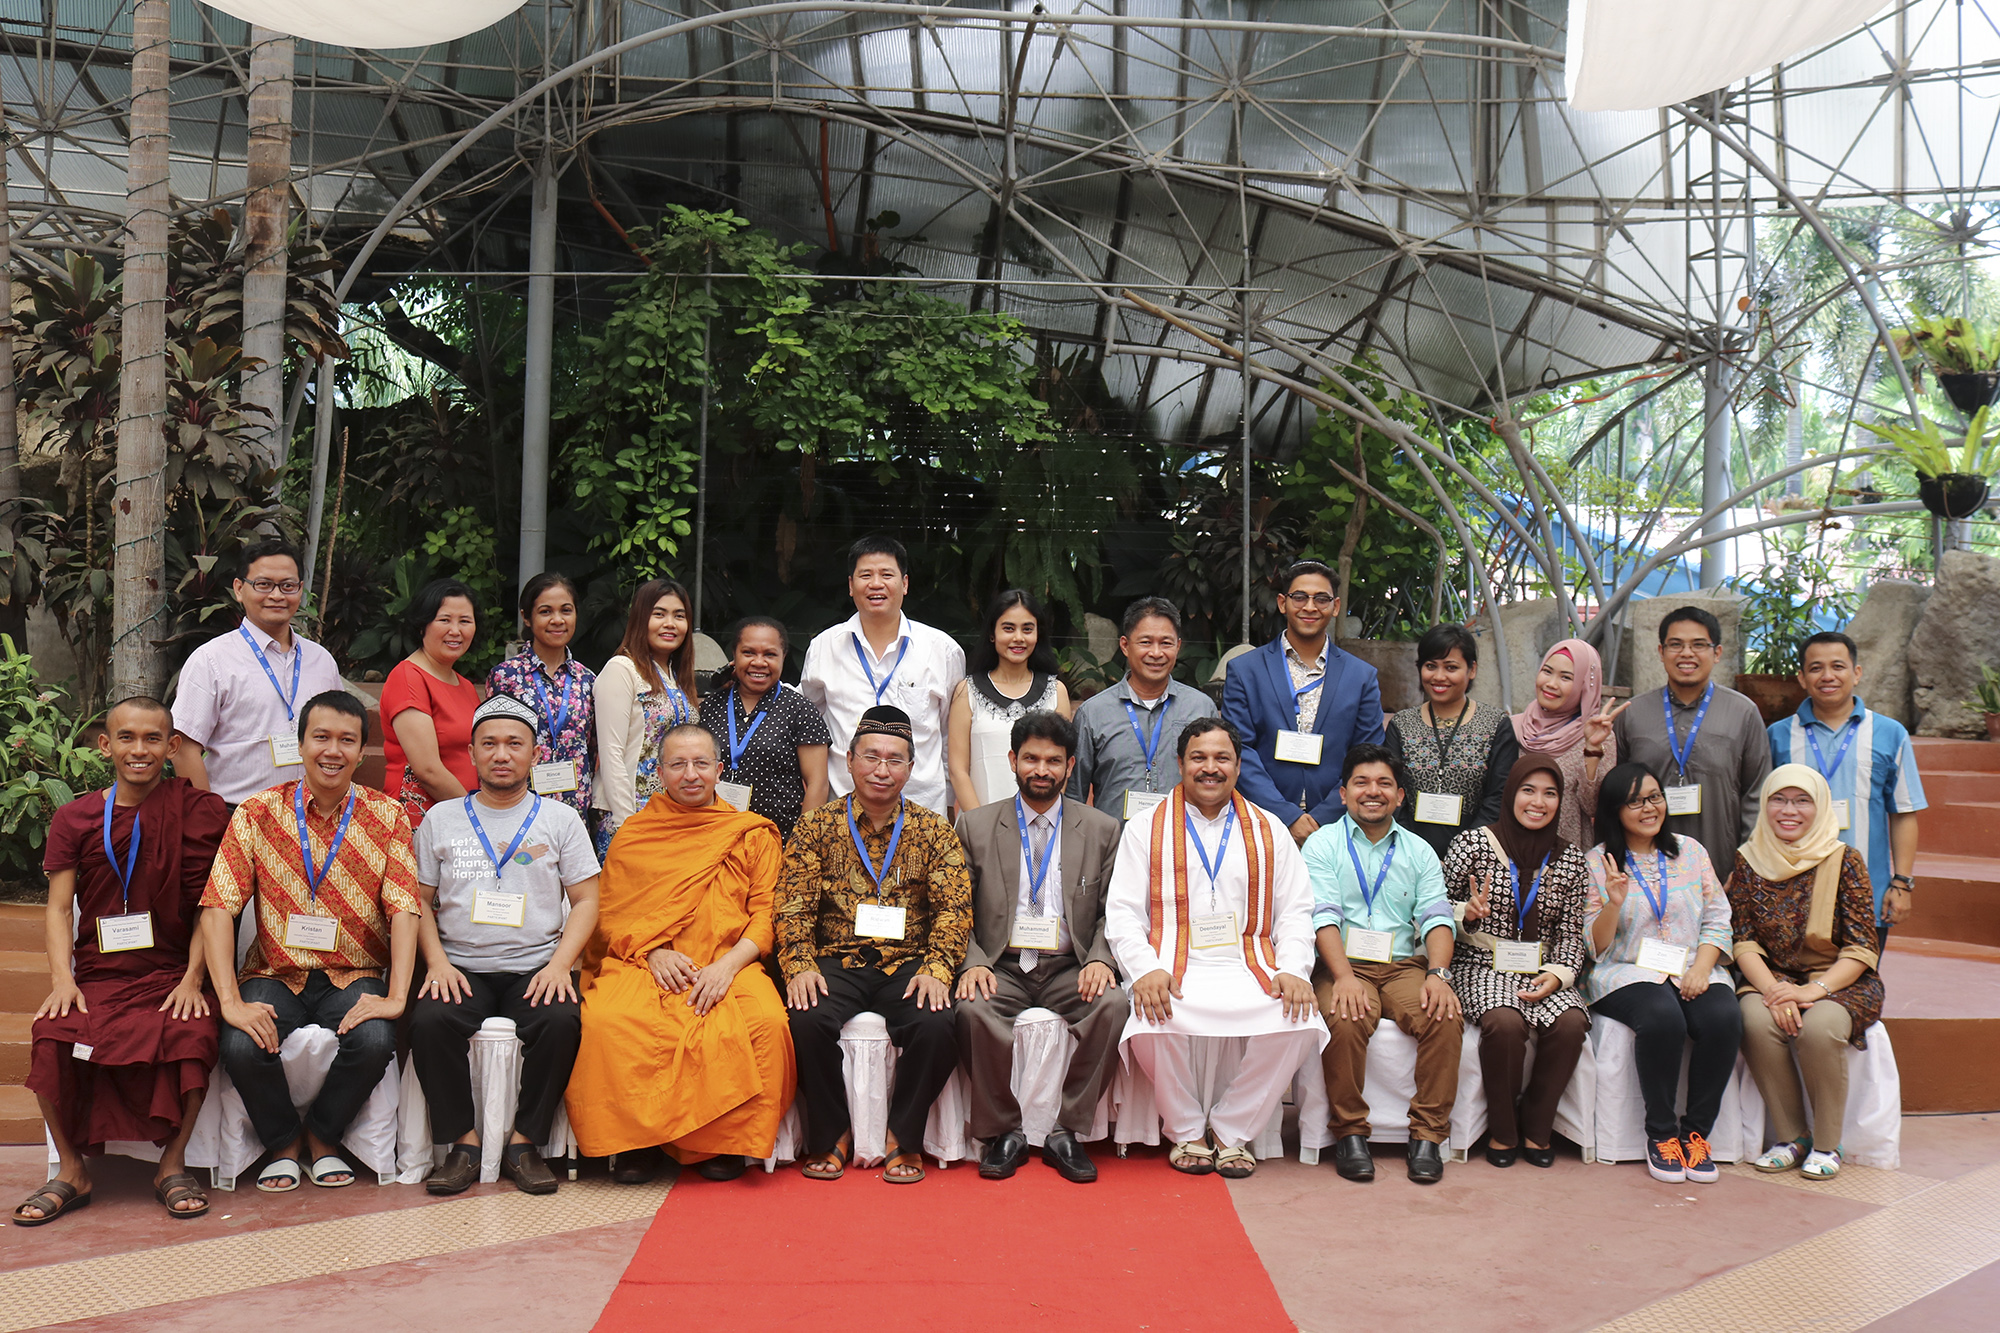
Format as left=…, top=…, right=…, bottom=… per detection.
left=592, top=653, right=695, bottom=831
left=1582, top=838, right=1733, bottom=1004
left=1726, top=846, right=1883, bottom=1046
left=1441, top=827, right=1589, bottom=1027
left=486, top=648, right=597, bottom=817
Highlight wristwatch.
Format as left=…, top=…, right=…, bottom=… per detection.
left=1426, top=967, right=1451, bottom=980
left=1890, top=874, right=1915, bottom=892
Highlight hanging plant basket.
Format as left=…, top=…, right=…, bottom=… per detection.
left=1939, top=370, right=2000, bottom=415
left=1917, top=471, right=1992, bottom=519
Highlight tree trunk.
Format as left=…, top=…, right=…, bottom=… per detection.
left=110, top=0, right=171, bottom=699
left=242, top=26, right=294, bottom=479
left=0, top=99, right=25, bottom=648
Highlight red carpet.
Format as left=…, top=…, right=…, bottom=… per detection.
left=593, top=1149, right=1296, bottom=1331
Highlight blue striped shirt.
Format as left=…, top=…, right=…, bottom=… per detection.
left=1768, top=696, right=1926, bottom=924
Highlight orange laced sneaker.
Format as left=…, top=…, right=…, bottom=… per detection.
left=1682, top=1131, right=1718, bottom=1183
left=1647, top=1134, right=1686, bottom=1183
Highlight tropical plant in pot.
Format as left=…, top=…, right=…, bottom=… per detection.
left=1892, top=315, right=2000, bottom=414
left=1858, top=405, right=1999, bottom=519
left=1724, top=535, right=1858, bottom=724
left=1970, top=664, right=2000, bottom=743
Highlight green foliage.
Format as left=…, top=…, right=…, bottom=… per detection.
left=1725, top=530, right=1858, bottom=675
left=1969, top=664, right=2000, bottom=716
left=1891, top=314, right=2000, bottom=375
left=420, top=507, right=507, bottom=674
left=0, top=635, right=109, bottom=882
left=1857, top=406, right=2000, bottom=478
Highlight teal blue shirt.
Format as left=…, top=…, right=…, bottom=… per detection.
left=1303, top=816, right=1452, bottom=960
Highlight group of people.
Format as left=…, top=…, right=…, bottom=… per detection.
left=15, top=540, right=1926, bottom=1225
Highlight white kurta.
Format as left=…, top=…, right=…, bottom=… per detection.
left=1105, top=796, right=1329, bottom=1051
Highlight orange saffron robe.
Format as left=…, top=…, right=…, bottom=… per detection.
left=568, top=793, right=795, bottom=1160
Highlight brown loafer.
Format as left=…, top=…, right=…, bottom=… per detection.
left=427, top=1145, right=480, bottom=1196
left=501, top=1143, right=559, bottom=1195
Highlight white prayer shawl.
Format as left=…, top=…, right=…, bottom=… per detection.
left=1105, top=788, right=1328, bottom=1050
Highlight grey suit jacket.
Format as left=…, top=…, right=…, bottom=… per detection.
left=953, top=795, right=1124, bottom=976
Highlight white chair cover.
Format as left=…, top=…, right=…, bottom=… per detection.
left=1445, top=1020, right=1599, bottom=1162
left=1732, top=1021, right=1902, bottom=1170
left=394, top=1017, right=576, bottom=1184
left=1588, top=1014, right=1751, bottom=1164
left=185, top=1024, right=400, bottom=1190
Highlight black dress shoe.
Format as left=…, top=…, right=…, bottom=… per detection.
left=1522, top=1145, right=1556, bottom=1169
left=1408, top=1139, right=1445, bottom=1185
left=695, top=1154, right=747, bottom=1181
left=979, top=1130, right=1031, bottom=1180
left=1484, top=1143, right=1518, bottom=1168
left=1042, top=1129, right=1098, bottom=1184
left=1333, top=1135, right=1375, bottom=1182
left=427, top=1145, right=479, bottom=1196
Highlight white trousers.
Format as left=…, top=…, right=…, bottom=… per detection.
left=1128, top=1030, right=1322, bottom=1149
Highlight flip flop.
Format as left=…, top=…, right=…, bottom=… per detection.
left=308, top=1155, right=356, bottom=1188
left=154, top=1173, right=210, bottom=1219
left=256, top=1158, right=302, bottom=1193
left=13, top=1179, right=91, bottom=1226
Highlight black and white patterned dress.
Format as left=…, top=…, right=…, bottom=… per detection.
left=1386, top=702, right=1518, bottom=857
left=966, top=671, right=1061, bottom=808
left=1440, top=827, right=1590, bottom=1028
left=697, top=682, right=833, bottom=839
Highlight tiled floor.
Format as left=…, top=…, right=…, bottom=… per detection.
left=7, top=1117, right=2000, bottom=1331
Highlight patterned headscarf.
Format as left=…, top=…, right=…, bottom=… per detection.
left=1511, top=638, right=1603, bottom=754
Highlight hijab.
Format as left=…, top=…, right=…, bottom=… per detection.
left=1512, top=638, right=1602, bottom=754
left=1740, top=763, right=1848, bottom=962
left=1485, top=754, right=1569, bottom=942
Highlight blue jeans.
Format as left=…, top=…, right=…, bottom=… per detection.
left=218, top=972, right=397, bottom=1153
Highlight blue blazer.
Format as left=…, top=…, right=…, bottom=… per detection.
left=1221, top=638, right=1385, bottom=827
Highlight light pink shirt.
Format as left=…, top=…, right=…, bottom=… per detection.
left=173, top=622, right=345, bottom=804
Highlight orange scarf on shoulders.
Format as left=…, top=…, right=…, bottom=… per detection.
left=1145, top=786, right=1279, bottom=986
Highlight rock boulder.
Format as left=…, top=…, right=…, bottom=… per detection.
left=1846, top=579, right=1931, bottom=728
left=1466, top=598, right=1573, bottom=713
left=1910, top=551, right=2000, bottom=737
left=1625, top=591, right=1747, bottom=697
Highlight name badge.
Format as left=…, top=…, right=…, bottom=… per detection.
left=1010, top=914, right=1062, bottom=951
left=1833, top=798, right=1851, bottom=831
left=716, top=780, right=754, bottom=812
left=472, top=888, right=528, bottom=928
left=1492, top=939, right=1542, bottom=974
left=1124, top=789, right=1167, bottom=821
left=1274, top=730, right=1323, bottom=765
left=531, top=761, right=578, bottom=795
left=1414, top=792, right=1463, bottom=825
left=96, top=911, right=155, bottom=953
left=1344, top=926, right=1394, bottom=963
left=855, top=902, right=908, bottom=940
left=269, top=733, right=303, bottom=767
left=1188, top=911, right=1239, bottom=950
left=1636, top=936, right=1689, bottom=978
left=284, top=912, right=340, bottom=952
left=1664, top=784, right=1702, bottom=816
left=72, top=1043, right=94, bottom=1062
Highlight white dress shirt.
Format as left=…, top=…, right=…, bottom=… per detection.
left=799, top=612, right=966, bottom=815
left=1015, top=800, right=1069, bottom=970
left=172, top=622, right=345, bottom=804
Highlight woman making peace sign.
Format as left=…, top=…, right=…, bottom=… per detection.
left=1512, top=639, right=1628, bottom=847
left=1584, top=763, right=1739, bottom=1186
left=1442, top=755, right=1591, bottom=1168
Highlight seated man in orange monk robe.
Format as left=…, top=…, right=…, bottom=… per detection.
left=568, top=724, right=794, bottom=1183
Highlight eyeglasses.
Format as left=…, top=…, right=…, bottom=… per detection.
left=1662, top=639, right=1715, bottom=653
left=663, top=757, right=716, bottom=775
left=247, top=579, right=304, bottom=595
left=1285, top=591, right=1336, bottom=607
left=852, top=752, right=912, bottom=771
left=1768, top=795, right=1818, bottom=812
left=1624, top=793, right=1667, bottom=811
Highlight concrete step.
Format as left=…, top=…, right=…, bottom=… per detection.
left=0, top=904, right=43, bottom=952
left=1881, top=937, right=2000, bottom=1113
left=0, top=1083, right=40, bottom=1145
left=1912, top=737, right=2000, bottom=771
left=0, top=1012, right=29, bottom=1084
left=1904, top=853, right=2000, bottom=946
left=0, top=951, right=46, bottom=1014
left=1917, top=802, right=2000, bottom=860
left=1926, top=770, right=2000, bottom=803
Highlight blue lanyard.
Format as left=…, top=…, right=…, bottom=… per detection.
left=1121, top=696, right=1168, bottom=778
left=1015, top=796, right=1058, bottom=911
left=1344, top=824, right=1398, bottom=915
left=726, top=686, right=771, bottom=772
left=1184, top=804, right=1237, bottom=909
left=240, top=624, right=302, bottom=721
left=1508, top=855, right=1548, bottom=934
left=1806, top=716, right=1861, bottom=785
left=1292, top=673, right=1324, bottom=727
left=851, top=633, right=909, bottom=705
left=294, top=783, right=356, bottom=905
left=1626, top=849, right=1670, bottom=921
left=847, top=796, right=905, bottom=893
left=101, top=785, right=141, bottom=912
left=465, top=794, right=542, bottom=880
left=533, top=659, right=573, bottom=739
left=1663, top=681, right=1714, bottom=780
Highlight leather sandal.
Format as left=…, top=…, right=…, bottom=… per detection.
left=1215, top=1144, right=1256, bottom=1178
left=1169, top=1139, right=1218, bottom=1175
left=153, top=1173, right=209, bottom=1219
left=12, top=1179, right=91, bottom=1226
left=882, top=1151, right=926, bottom=1184
left=801, top=1140, right=851, bottom=1182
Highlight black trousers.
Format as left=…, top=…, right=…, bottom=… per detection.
left=1591, top=979, right=1742, bottom=1141
left=217, top=972, right=396, bottom=1153
left=409, top=969, right=581, bottom=1146
left=788, top=963, right=957, bottom=1158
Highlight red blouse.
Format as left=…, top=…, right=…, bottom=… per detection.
left=380, top=659, right=481, bottom=813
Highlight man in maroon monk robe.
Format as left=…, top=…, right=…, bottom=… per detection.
left=13, top=697, right=231, bottom=1225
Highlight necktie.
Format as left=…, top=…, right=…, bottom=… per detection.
left=1023, top=812, right=1052, bottom=973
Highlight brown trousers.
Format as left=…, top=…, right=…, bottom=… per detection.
left=1477, top=1007, right=1588, bottom=1148
left=1316, top=957, right=1461, bottom=1142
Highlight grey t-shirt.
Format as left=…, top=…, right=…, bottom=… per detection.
left=414, top=793, right=599, bottom=973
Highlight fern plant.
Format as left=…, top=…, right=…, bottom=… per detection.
left=1858, top=406, right=2000, bottom=477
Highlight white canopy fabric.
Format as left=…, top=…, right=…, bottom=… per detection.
left=1566, top=0, right=1891, bottom=111
left=201, top=0, right=525, bottom=49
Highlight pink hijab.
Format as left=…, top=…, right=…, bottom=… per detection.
left=1513, top=638, right=1602, bottom=754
